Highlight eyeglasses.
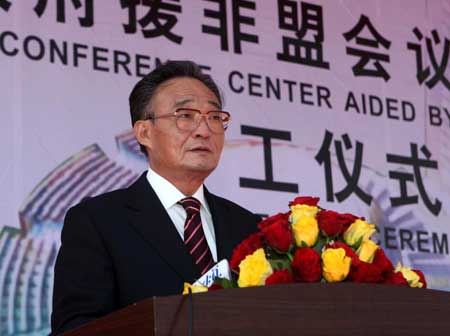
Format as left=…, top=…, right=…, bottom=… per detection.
left=146, top=108, right=231, bottom=134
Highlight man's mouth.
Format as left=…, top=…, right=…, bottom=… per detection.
left=190, top=146, right=212, bottom=152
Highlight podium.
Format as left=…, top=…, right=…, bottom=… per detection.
left=63, top=283, right=450, bottom=335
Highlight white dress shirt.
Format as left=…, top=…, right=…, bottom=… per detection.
left=146, top=168, right=217, bottom=262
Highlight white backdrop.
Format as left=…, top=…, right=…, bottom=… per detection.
left=1, top=1, right=450, bottom=335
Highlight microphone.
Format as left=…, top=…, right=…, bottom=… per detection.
left=193, top=259, right=231, bottom=287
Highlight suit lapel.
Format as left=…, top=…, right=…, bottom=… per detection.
left=124, top=173, right=200, bottom=283
left=205, top=188, right=234, bottom=261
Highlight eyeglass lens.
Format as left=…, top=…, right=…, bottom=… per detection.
left=176, top=108, right=229, bottom=133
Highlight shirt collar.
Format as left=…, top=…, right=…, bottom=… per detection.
left=146, top=167, right=210, bottom=213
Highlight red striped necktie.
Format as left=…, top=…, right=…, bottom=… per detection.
left=178, top=197, right=214, bottom=275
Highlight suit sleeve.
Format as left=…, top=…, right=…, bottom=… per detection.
left=51, top=204, right=115, bottom=335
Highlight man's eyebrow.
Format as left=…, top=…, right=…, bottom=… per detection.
left=173, top=98, right=194, bottom=108
left=173, top=98, right=222, bottom=109
left=208, top=100, right=221, bottom=109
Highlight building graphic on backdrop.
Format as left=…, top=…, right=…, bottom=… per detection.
left=0, top=131, right=146, bottom=336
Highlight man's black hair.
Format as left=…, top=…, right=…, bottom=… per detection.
left=129, top=60, right=223, bottom=155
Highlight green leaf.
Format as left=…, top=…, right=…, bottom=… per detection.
left=266, top=248, right=293, bottom=271
left=266, top=248, right=285, bottom=259
left=268, top=257, right=292, bottom=271
left=352, top=236, right=364, bottom=250
left=213, top=277, right=237, bottom=289
left=286, top=251, right=293, bottom=262
left=313, top=235, right=328, bottom=254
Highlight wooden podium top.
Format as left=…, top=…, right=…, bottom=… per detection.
left=63, top=283, right=450, bottom=336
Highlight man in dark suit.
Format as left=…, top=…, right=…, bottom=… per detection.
left=51, top=61, right=260, bottom=334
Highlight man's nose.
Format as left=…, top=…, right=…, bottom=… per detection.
left=192, top=115, right=212, bottom=137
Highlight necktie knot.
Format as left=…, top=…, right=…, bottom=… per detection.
left=178, top=197, right=201, bottom=216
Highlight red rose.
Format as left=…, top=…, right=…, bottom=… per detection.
left=372, top=248, right=393, bottom=275
left=337, top=213, right=359, bottom=232
left=317, top=210, right=358, bottom=236
left=288, top=196, right=320, bottom=207
left=208, top=284, right=224, bottom=291
left=326, top=241, right=360, bottom=267
left=291, top=247, right=321, bottom=282
left=349, top=261, right=383, bottom=283
left=229, top=232, right=263, bottom=272
left=257, top=212, right=290, bottom=231
left=413, top=269, right=427, bottom=289
left=383, top=272, right=408, bottom=286
left=265, top=269, right=294, bottom=285
left=261, top=221, right=293, bottom=253
left=317, top=210, right=342, bottom=236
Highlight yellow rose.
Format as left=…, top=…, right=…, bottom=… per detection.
left=357, top=240, right=379, bottom=263
left=237, top=248, right=273, bottom=287
left=292, top=216, right=319, bottom=247
left=343, top=219, right=376, bottom=247
left=290, top=204, right=320, bottom=224
left=395, top=263, right=424, bottom=288
left=182, top=282, right=208, bottom=295
left=322, top=248, right=351, bottom=282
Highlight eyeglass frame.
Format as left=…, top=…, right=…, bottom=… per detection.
left=144, top=107, right=231, bottom=133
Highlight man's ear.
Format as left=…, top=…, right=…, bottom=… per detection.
left=133, top=120, right=152, bottom=150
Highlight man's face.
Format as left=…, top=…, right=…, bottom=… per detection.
left=144, top=77, right=225, bottom=181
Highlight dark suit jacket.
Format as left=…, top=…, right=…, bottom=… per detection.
left=51, top=173, right=260, bottom=334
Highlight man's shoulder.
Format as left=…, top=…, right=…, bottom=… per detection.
left=208, top=192, right=259, bottom=219
left=70, top=173, right=146, bottom=214
left=66, top=185, right=136, bottom=223
left=76, top=188, right=127, bottom=210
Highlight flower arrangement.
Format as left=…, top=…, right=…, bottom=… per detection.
left=183, top=196, right=426, bottom=294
